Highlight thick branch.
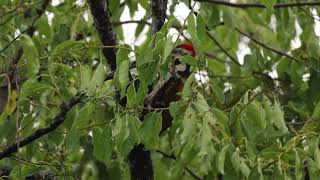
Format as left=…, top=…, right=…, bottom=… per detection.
left=235, top=28, right=299, bottom=62
left=151, top=0, right=168, bottom=35
left=0, top=95, right=82, bottom=160
left=196, top=0, right=320, bottom=9
left=87, top=0, right=118, bottom=71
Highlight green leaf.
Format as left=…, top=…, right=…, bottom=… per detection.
left=272, top=101, right=288, bottom=134
left=276, top=58, right=290, bottom=77
left=36, top=16, right=52, bottom=39
left=212, top=108, right=229, bottom=134
left=65, top=127, right=80, bottom=152
left=139, top=0, right=148, bottom=9
left=118, top=60, right=130, bottom=96
left=93, top=126, right=112, bottom=164
left=162, top=35, right=174, bottom=63
left=211, top=84, right=225, bottom=104
left=181, top=106, right=197, bottom=143
left=217, top=144, right=230, bottom=175
left=139, top=112, right=162, bottom=149
left=87, top=62, right=107, bottom=96
left=199, top=121, right=213, bottom=156
left=312, top=100, right=320, bottom=119
left=182, top=73, right=195, bottom=100
left=127, top=81, right=148, bottom=106
left=80, top=65, right=92, bottom=92
left=21, top=35, right=39, bottom=78
left=294, top=148, right=304, bottom=180
left=51, top=40, right=84, bottom=61
left=231, top=150, right=251, bottom=178
left=73, top=102, right=94, bottom=128
left=208, top=61, right=225, bottom=75
left=248, top=161, right=264, bottom=180
left=115, top=47, right=130, bottom=96
left=181, top=55, right=198, bottom=67
left=19, top=79, right=51, bottom=107
left=247, top=102, right=266, bottom=129
left=187, top=13, right=199, bottom=45
left=136, top=40, right=154, bottom=67
left=126, top=0, right=138, bottom=17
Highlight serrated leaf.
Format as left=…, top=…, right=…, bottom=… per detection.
left=162, top=36, right=174, bottom=63
left=261, top=0, right=276, bottom=9
left=181, top=55, right=198, bottom=67
left=87, top=62, right=107, bottom=96
left=65, top=127, right=80, bottom=152
left=139, top=0, right=148, bottom=9
left=208, top=61, right=225, bottom=75
left=127, top=81, right=148, bottom=106
left=211, top=84, right=225, bottom=104
left=182, top=73, right=195, bottom=100
left=80, top=65, right=92, bottom=92
left=247, top=102, right=266, bottom=129
left=137, top=40, right=154, bottom=67
left=93, top=126, right=112, bottom=164
left=312, top=100, right=320, bottom=119
left=199, top=121, right=213, bottom=156
left=217, top=144, right=230, bottom=175
left=21, top=35, right=39, bottom=78
left=273, top=101, right=288, bottom=134
left=181, top=106, right=197, bottom=143
left=139, top=112, right=162, bottom=149
left=36, top=16, right=52, bottom=39
left=19, top=78, right=51, bottom=104
left=294, top=148, right=304, bottom=180
left=248, top=161, right=263, bottom=180
left=73, top=102, right=94, bottom=128
left=51, top=40, right=84, bottom=61
left=187, top=13, right=198, bottom=43
left=118, top=60, right=130, bottom=96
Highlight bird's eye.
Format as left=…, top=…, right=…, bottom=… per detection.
left=174, top=60, right=181, bottom=65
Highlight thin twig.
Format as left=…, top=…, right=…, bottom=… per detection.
left=196, top=0, right=320, bottom=9
left=206, top=31, right=241, bottom=66
left=113, top=20, right=151, bottom=26
left=235, top=28, right=299, bottom=62
left=155, top=150, right=203, bottom=180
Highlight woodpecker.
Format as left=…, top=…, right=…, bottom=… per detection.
left=144, top=43, right=196, bottom=131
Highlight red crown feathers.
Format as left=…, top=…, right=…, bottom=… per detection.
left=176, top=43, right=196, bottom=57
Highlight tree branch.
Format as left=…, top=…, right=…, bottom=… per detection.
left=87, top=0, right=118, bottom=71
left=235, top=28, right=299, bottom=62
left=206, top=31, right=241, bottom=66
left=196, top=0, right=320, bottom=9
left=0, top=95, right=83, bottom=160
left=113, top=20, right=151, bottom=26
left=151, top=0, right=168, bottom=35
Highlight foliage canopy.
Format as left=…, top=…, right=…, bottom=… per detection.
left=1, top=0, right=320, bottom=179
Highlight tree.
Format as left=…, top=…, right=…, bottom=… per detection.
left=1, top=0, right=320, bottom=179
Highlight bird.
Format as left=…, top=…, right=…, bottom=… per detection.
left=128, top=43, right=196, bottom=180
left=144, top=43, right=196, bottom=132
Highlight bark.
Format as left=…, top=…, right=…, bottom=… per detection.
left=87, top=0, right=118, bottom=71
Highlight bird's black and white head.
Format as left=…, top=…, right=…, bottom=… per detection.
left=171, top=43, right=196, bottom=77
